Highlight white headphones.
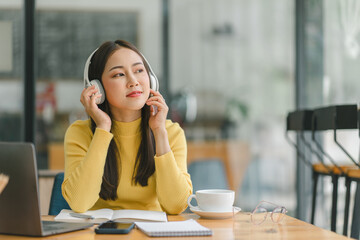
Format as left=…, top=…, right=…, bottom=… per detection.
left=83, top=48, right=159, bottom=104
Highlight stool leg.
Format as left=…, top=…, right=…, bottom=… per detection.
left=311, top=170, right=319, bottom=224
left=350, top=182, right=360, bottom=239
left=331, top=174, right=339, bottom=232
left=343, top=177, right=351, bottom=236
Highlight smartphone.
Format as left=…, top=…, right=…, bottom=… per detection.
left=95, top=221, right=135, bottom=234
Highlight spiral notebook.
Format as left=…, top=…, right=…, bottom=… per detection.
left=135, top=219, right=212, bottom=237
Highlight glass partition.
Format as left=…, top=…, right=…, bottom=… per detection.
left=170, top=0, right=295, bottom=213
left=321, top=0, right=360, bottom=231
left=0, top=1, right=23, bottom=142
left=296, top=0, right=359, bottom=231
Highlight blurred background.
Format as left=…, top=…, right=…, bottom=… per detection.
left=0, top=0, right=359, bottom=234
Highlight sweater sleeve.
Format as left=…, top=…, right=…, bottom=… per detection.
left=62, top=121, right=113, bottom=212
left=154, top=122, right=193, bottom=214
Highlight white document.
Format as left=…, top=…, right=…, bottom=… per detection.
left=135, top=219, right=213, bottom=237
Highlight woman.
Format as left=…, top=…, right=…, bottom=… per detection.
left=62, top=40, right=192, bottom=214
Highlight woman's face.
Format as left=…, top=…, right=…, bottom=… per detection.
left=101, top=47, right=150, bottom=116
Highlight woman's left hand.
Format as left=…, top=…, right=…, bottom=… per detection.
left=146, top=89, right=168, bottom=132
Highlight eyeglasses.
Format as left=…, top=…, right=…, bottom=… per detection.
left=250, top=201, right=287, bottom=225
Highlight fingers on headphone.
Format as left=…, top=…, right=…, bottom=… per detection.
left=148, top=95, right=165, bottom=104
left=147, top=98, right=168, bottom=111
left=91, top=94, right=102, bottom=104
left=87, top=85, right=99, bottom=95
left=80, top=88, right=86, bottom=103
left=84, top=87, right=100, bottom=100
left=149, top=90, right=165, bottom=101
left=149, top=89, right=159, bottom=94
left=81, top=87, right=101, bottom=106
left=150, top=101, right=164, bottom=109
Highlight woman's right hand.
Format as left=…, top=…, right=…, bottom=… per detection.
left=80, top=85, right=111, bottom=132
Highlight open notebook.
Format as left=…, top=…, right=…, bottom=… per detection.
left=55, top=209, right=167, bottom=224
left=135, top=219, right=212, bottom=237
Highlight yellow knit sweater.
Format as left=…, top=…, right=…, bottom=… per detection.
left=62, top=118, right=192, bottom=214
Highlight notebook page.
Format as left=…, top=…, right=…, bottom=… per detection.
left=54, top=209, right=113, bottom=223
left=112, top=209, right=167, bottom=222
left=135, top=219, right=213, bottom=237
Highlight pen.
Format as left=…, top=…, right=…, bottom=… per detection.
left=70, top=212, right=94, bottom=219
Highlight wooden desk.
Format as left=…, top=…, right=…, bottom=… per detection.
left=0, top=213, right=350, bottom=239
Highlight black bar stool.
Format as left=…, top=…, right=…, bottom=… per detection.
left=286, top=105, right=358, bottom=233
left=286, top=109, right=333, bottom=225
left=312, top=104, right=358, bottom=233
left=343, top=107, right=360, bottom=238
left=286, top=109, right=313, bottom=167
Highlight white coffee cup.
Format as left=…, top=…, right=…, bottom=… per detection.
left=187, top=189, right=235, bottom=212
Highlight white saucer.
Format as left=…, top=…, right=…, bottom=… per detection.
left=190, top=206, right=241, bottom=219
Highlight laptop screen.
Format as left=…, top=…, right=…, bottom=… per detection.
left=0, top=142, right=43, bottom=236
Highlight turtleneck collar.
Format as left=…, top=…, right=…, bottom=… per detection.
left=112, top=117, right=142, bottom=136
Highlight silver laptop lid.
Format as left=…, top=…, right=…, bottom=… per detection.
left=0, top=142, right=43, bottom=236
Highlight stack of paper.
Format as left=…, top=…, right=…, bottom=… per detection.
left=135, top=219, right=213, bottom=237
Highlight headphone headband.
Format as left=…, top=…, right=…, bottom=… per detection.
left=83, top=48, right=98, bottom=88
left=140, top=53, right=159, bottom=91
left=83, top=47, right=159, bottom=92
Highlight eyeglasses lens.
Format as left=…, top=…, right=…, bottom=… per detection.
left=271, top=207, right=286, bottom=223
left=251, top=207, right=267, bottom=225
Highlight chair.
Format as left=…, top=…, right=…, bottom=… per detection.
left=286, top=109, right=332, bottom=226
left=48, top=172, right=71, bottom=215
left=187, top=140, right=250, bottom=193
left=187, top=141, right=232, bottom=189
left=286, top=106, right=356, bottom=232
left=185, top=159, right=229, bottom=213
left=312, top=105, right=358, bottom=233
left=344, top=168, right=360, bottom=238
left=185, top=141, right=245, bottom=213
left=188, top=159, right=229, bottom=191
left=343, top=108, right=360, bottom=238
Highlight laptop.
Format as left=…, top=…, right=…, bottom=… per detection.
left=0, top=142, right=93, bottom=237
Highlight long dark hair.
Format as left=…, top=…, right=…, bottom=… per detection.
left=88, top=40, right=156, bottom=200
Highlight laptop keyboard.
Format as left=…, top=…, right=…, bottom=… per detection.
left=43, top=221, right=68, bottom=231
left=42, top=220, right=93, bottom=235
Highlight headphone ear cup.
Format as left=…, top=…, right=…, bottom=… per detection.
left=89, top=79, right=106, bottom=104
left=149, top=73, right=158, bottom=92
